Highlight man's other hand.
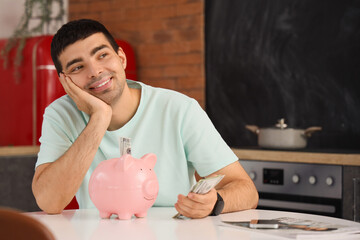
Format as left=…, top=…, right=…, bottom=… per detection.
left=174, top=188, right=218, bottom=219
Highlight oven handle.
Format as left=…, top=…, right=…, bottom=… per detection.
left=259, top=199, right=336, bottom=213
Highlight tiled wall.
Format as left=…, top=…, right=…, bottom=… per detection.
left=69, top=0, right=205, bottom=107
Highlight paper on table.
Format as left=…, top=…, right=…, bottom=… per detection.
left=220, top=217, right=360, bottom=239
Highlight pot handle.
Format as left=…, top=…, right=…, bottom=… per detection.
left=245, top=125, right=260, bottom=135
left=304, top=126, right=322, bottom=137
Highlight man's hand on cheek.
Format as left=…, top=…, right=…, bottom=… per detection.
left=59, top=73, right=112, bottom=118
left=174, top=188, right=218, bottom=219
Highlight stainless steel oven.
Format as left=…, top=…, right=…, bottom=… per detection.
left=240, top=160, right=343, bottom=218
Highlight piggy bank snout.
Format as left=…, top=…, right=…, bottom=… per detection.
left=143, top=179, right=159, bottom=200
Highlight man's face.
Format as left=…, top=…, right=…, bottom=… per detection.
left=58, top=32, right=127, bottom=105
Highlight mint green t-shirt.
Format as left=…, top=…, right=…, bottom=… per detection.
left=36, top=80, right=238, bottom=208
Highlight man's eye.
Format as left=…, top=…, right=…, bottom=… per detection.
left=99, top=53, right=108, bottom=59
left=71, top=65, right=82, bottom=72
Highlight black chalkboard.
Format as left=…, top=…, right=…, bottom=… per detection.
left=205, top=0, right=360, bottom=150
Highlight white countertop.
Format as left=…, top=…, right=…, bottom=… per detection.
left=25, top=207, right=360, bottom=240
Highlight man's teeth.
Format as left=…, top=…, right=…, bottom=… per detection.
left=94, top=79, right=110, bottom=89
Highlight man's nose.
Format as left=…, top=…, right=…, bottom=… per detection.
left=87, top=60, right=103, bottom=78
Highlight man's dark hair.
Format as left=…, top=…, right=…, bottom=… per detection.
left=51, top=19, right=119, bottom=75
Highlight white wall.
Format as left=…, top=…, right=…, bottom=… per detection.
left=0, top=0, right=68, bottom=39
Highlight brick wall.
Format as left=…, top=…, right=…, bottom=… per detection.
left=69, top=0, right=205, bottom=107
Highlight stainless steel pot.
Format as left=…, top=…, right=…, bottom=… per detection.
left=245, top=118, right=322, bottom=149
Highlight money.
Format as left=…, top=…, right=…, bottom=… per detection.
left=173, top=175, right=225, bottom=219
left=120, top=137, right=132, bottom=156
left=190, top=175, right=225, bottom=194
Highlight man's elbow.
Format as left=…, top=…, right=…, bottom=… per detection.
left=32, top=185, right=64, bottom=214
left=35, top=196, right=65, bottom=214
left=251, top=189, right=259, bottom=209
left=247, top=179, right=259, bottom=209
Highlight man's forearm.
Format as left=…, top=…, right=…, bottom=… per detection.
left=217, top=179, right=259, bottom=213
left=32, top=112, right=110, bottom=213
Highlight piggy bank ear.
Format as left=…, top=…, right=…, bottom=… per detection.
left=141, top=153, right=157, bottom=169
left=116, top=154, right=135, bottom=172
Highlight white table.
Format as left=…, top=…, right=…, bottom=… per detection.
left=26, top=208, right=360, bottom=240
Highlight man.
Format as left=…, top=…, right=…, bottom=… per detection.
left=32, top=19, right=258, bottom=219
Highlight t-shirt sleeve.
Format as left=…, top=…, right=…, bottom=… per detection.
left=181, top=99, right=238, bottom=177
left=35, top=104, right=77, bottom=169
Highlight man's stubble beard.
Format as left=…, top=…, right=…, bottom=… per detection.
left=97, top=79, right=124, bottom=107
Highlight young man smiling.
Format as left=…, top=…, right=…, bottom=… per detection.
left=32, top=19, right=258, bottom=219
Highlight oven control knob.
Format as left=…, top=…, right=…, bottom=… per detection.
left=309, top=176, right=317, bottom=185
left=249, top=171, right=256, bottom=181
left=326, top=177, right=334, bottom=186
left=292, top=174, right=300, bottom=184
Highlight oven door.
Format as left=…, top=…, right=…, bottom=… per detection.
left=257, top=192, right=342, bottom=218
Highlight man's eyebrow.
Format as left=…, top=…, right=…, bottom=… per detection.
left=64, top=45, right=110, bottom=71
left=65, top=57, right=82, bottom=71
left=90, top=44, right=109, bottom=56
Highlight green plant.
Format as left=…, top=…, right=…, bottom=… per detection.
left=1, top=0, right=65, bottom=81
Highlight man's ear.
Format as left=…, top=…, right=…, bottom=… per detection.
left=117, top=47, right=127, bottom=70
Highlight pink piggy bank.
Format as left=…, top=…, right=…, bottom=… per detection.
left=88, top=153, right=159, bottom=220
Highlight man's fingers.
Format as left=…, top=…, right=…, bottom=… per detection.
left=175, top=189, right=218, bottom=218
left=175, top=202, right=209, bottom=219
left=59, top=73, right=83, bottom=99
left=188, top=188, right=216, bottom=205
left=59, top=73, right=76, bottom=96
left=175, top=197, right=192, bottom=214
left=58, top=73, right=69, bottom=91
left=175, top=193, right=213, bottom=218
left=175, top=201, right=204, bottom=218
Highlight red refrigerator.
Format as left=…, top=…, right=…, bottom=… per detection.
left=0, top=35, right=137, bottom=146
